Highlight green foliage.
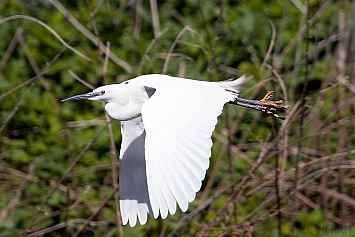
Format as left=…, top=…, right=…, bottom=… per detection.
left=1, top=0, right=355, bottom=236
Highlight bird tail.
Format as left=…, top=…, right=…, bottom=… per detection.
left=223, top=75, right=245, bottom=89
left=217, top=75, right=246, bottom=94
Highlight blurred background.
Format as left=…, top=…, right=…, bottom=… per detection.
left=1, top=0, right=355, bottom=236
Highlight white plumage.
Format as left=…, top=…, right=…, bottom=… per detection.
left=61, top=74, right=245, bottom=227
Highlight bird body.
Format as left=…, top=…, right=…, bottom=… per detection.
left=90, top=74, right=243, bottom=121
left=61, top=74, right=246, bottom=226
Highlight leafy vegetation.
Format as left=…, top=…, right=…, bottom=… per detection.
left=1, top=0, right=355, bottom=236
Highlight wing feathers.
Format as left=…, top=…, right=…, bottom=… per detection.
left=137, top=204, right=148, bottom=225
left=150, top=146, right=169, bottom=218
left=160, top=144, right=190, bottom=212
left=118, top=77, right=239, bottom=226
left=156, top=146, right=177, bottom=217
left=144, top=155, right=160, bottom=218
left=129, top=201, right=137, bottom=227
left=142, top=83, right=229, bottom=220
left=119, top=117, right=152, bottom=226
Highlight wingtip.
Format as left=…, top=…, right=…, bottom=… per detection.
left=129, top=218, right=137, bottom=227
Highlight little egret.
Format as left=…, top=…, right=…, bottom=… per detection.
left=61, top=74, right=288, bottom=227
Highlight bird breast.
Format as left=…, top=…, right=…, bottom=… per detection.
left=104, top=84, right=150, bottom=121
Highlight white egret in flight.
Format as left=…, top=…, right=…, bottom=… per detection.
left=61, top=74, right=288, bottom=227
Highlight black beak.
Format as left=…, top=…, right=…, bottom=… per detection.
left=60, top=92, right=102, bottom=102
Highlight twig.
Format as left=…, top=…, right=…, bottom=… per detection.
left=290, top=0, right=310, bottom=235
left=47, top=0, right=133, bottom=73
left=138, top=28, right=168, bottom=75
left=25, top=218, right=115, bottom=237
left=0, top=26, right=23, bottom=73
left=261, top=20, right=276, bottom=68
left=72, top=186, right=120, bottom=237
left=337, top=76, right=355, bottom=95
left=25, top=126, right=106, bottom=234
left=278, top=0, right=333, bottom=61
left=0, top=15, right=92, bottom=61
left=0, top=71, right=49, bottom=101
left=86, top=0, right=103, bottom=61
left=149, top=0, right=161, bottom=38
left=168, top=187, right=230, bottom=237
left=0, top=81, right=36, bottom=134
left=68, top=70, right=95, bottom=90
left=102, top=41, right=124, bottom=237
left=162, top=25, right=195, bottom=74
left=197, top=101, right=299, bottom=236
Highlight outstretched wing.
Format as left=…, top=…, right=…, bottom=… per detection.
left=141, top=82, right=230, bottom=219
left=119, top=116, right=153, bottom=227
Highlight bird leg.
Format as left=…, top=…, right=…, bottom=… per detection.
left=230, top=91, right=289, bottom=120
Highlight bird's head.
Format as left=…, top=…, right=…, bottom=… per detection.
left=61, top=84, right=125, bottom=103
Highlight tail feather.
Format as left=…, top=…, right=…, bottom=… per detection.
left=220, top=75, right=246, bottom=92
left=215, top=75, right=246, bottom=101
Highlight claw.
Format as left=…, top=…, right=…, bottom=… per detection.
left=260, top=91, right=274, bottom=102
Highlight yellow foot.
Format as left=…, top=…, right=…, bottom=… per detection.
left=259, top=91, right=289, bottom=120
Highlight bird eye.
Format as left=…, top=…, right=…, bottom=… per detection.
left=101, top=90, right=105, bottom=95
